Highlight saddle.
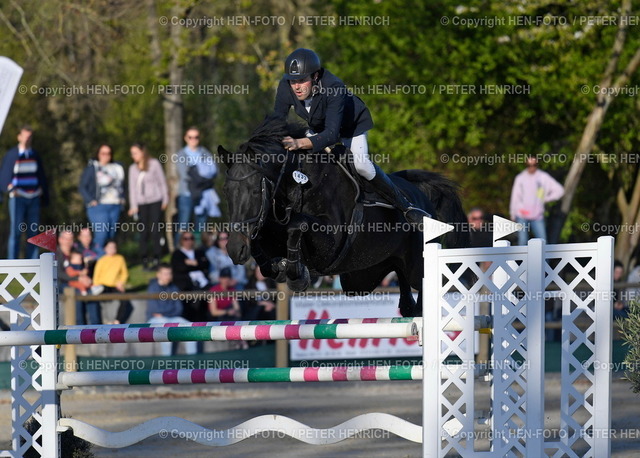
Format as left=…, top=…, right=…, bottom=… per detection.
left=314, top=145, right=394, bottom=273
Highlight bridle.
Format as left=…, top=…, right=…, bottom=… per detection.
left=225, top=157, right=288, bottom=240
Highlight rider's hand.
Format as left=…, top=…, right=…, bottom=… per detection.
left=283, top=136, right=312, bottom=151
left=283, top=136, right=297, bottom=151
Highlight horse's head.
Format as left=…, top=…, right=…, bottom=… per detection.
left=219, top=115, right=291, bottom=264
left=218, top=144, right=270, bottom=264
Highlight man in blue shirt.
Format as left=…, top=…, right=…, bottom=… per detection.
left=0, top=125, right=49, bottom=259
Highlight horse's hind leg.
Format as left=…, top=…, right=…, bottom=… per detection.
left=397, top=270, right=420, bottom=317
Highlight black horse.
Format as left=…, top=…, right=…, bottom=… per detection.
left=218, top=115, right=468, bottom=317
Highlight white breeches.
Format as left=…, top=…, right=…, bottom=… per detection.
left=341, top=132, right=376, bottom=181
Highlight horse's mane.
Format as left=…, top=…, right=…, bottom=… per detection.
left=239, top=114, right=288, bottom=156
left=239, top=113, right=308, bottom=157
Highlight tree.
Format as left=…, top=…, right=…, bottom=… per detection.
left=146, top=0, right=188, bottom=251
left=549, top=0, right=640, bottom=248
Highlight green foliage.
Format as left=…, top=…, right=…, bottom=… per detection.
left=0, top=0, right=638, bottom=248
left=314, top=0, right=639, bottom=231
left=618, top=300, right=640, bottom=393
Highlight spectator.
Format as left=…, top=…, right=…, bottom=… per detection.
left=146, top=263, right=197, bottom=355
left=465, top=207, right=492, bottom=282
left=74, top=228, right=100, bottom=277
left=467, top=207, right=493, bottom=248
left=65, top=250, right=91, bottom=296
left=56, top=231, right=99, bottom=325
left=242, top=266, right=276, bottom=322
left=174, top=127, right=217, bottom=245
left=128, top=143, right=169, bottom=271
left=380, top=272, right=398, bottom=288
left=208, top=267, right=246, bottom=349
left=626, top=262, right=640, bottom=305
left=92, top=240, right=132, bottom=324
left=614, top=260, right=629, bottom=319
left=55, top=231, right=75, bottom=290
left=170, top=231, right=210, bottom=322
left=79, top=144, right=126, bottom=253
left=198, top=231, right=216, bottom=252
left=208, top=267, right=242, bottom=321
left=510, top=156, right=564, bottom=245
left=0, top=125, right=49, bottom=259
left=206, top=232, right=247, bottom=288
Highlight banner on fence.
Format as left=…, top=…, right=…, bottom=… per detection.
left=289, top=293, right=422, bottom=361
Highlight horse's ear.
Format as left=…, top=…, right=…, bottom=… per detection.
left=217, top=145, right=233, bottom=165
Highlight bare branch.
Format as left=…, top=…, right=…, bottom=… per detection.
left=9, top=0, right=74, bottom=84
left=0, top=9, right=31, bottom=57
left=600, top=0, right=631, bottom=93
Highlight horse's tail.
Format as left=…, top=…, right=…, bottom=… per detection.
left=394, top=169, right=469, bottom=248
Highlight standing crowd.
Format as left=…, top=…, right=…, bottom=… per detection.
left=1, top=125, right=276, bottom=355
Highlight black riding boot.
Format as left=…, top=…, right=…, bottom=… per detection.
left=369, top=165, right=430, bottom=224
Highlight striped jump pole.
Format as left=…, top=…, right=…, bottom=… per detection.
left=58, top=365, right=423, bottom=387
left=0, top=315, right=492, bottom=347
left=59, top=316, right=491, bottom=332
left=0, top=321, right=420, bottom=346
left=60, top=317, right=419, bottom=329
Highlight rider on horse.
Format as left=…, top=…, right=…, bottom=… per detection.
left=274, top=48, right=429, bottom=225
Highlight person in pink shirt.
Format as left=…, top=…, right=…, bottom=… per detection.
left=509, top=156, right=564, bottom=245
left=128, top=143, right=169, bottom=271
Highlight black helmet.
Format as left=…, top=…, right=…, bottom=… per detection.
left=283, top=48, right=321, bottom=80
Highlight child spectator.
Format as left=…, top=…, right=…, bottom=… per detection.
left=57, top=230, right=100, bottom=325
left=147, top=263, right=197, bottom=355
left=74, top=228, right=100, bottom=276
left=65, top=250, right=91, bottom=296
left=92, top=240, right=133, bottom=324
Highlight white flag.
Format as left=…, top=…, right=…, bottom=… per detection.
left=0, top=57, right=24, bottom=136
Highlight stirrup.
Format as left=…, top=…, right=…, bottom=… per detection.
left=404, top=207, right=430, bottom=225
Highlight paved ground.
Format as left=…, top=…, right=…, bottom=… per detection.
left=1, top=373, right=638, bottom=457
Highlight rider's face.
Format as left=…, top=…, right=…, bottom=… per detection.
left=289, top=76, right=313, bottom=100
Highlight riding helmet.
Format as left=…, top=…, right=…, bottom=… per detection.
left=283, top=48, right=321, bottom=80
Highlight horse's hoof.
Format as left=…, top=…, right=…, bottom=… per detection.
left=399, top=303, right=421, bottom=318
left=275, top=259, right=288, bottom=283
left=287, top=266, right=310, bottom=292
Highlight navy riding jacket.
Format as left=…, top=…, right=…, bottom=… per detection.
left=274, top=69, right=374, bottom=152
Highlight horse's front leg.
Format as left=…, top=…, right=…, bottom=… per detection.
left=284, top=219, right=311, bottom=291
left=251, top=243, right=287, bottom=283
